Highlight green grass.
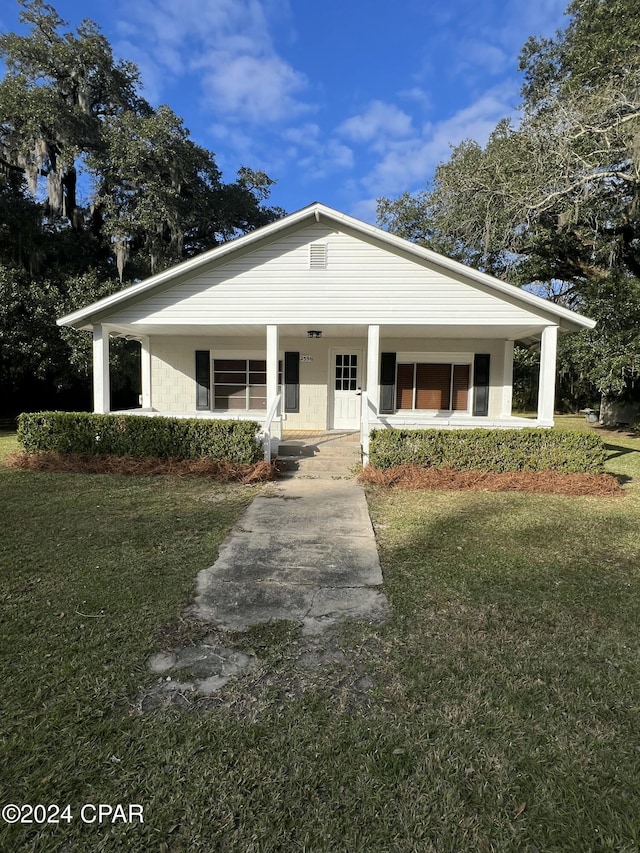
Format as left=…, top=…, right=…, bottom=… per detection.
left=555, top=414, right=640, bottom=480
left=365, top=486, right=640, bottom=851
left=0, top=429, right=18, bottom=458
left=2, top=425, right=640, bottom=851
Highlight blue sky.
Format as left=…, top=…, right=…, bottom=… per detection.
left=1, top=0, right=568, bottom=222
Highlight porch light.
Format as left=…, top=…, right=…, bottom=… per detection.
left=307, top=330, right=322, bottom=338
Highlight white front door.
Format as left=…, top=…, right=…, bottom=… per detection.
left=331, top=351, right=362, bottom=429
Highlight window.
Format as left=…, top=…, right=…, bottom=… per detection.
left=213, top=359, right=286, bottom=411
left=335, top=353, right=358, bottom=390
left=396, top=362, right=470, bottom=411
left=214, top=359, right=266, bottom=410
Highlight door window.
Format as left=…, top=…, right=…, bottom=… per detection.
left=335, top=354, right=358, bottom=391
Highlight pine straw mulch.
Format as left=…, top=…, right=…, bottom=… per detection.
left=358, top=464, right=623, bottom=497
left=4, top=451, right=278, bottom=483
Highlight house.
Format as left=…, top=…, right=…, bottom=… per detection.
left=57, top=202, right=595, bottom=459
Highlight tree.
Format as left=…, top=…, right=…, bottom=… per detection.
left=378, top=0, right=640, bottom=406
left=0, top=0, right=284, bottom=414
left=90, top=108, right=284, bottom=280
left=0, top=0, right=145, bottom=231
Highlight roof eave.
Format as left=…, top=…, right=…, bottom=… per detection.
left=57, top=203, right=325, bottom=328
left=57, top=201, right=596, bottom=332
left=312, top=207, right=596, bottom=331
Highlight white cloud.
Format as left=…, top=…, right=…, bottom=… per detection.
left=298, top=139, right=354, bottom=177
left=351, top=82, right=519, bottom=199
left=349, top=197, right=379, bottom=224
left=414, top=0, right=568, bottom=97
left=103, top=0, right=568, bottom=216
left=208, top=119, right=353, bottom=191
left=502, top=0, right=568, bottom=43
left=399, top=87, right=433, bottom=111
left=113, top=0, right=311, bottom=125
left=198, top=52, right=308, bottom=123
left=283, top=127, right=354, bottom=180
left=282, top=124, right=321, bottom=145
left=333, top=85, right=519, bottom=201
left=455, top=41, right=510, bottom=76
left=339, top=100, right=414, bottom=145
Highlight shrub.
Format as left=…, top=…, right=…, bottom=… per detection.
left=368, top=428, right=606, bottom=474
left=17, top=412, right=262, bottom=464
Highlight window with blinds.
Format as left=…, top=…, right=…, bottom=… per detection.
left=396, top=362, right=470, bottom=411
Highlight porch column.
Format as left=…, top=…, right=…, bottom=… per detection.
left=537, top=325, right=558, bottom=426
left=92, top=324, right=110, bottom=414
left=364, top=325, right=380, bottom=462
left=366, top=325, right=380, bottom=414
left=501, top=340, right=514, bottom=418
left=140, top=336, right=151, bottom=409
left=266, top=324, right=279, bottom=412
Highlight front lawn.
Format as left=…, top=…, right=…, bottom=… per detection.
left=1, top=424, right=640, bottom=850
left=366, top=485, right=640, bottom=850
left=555, top=414, right=640, bottom=479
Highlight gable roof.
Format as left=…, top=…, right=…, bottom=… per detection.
left=58, top=201, right=596, bottom=332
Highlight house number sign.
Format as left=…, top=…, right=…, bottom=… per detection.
left=300, top=355, right=313, bottom=362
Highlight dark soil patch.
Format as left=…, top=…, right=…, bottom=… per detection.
left=136, top=623, right=381, bottom=716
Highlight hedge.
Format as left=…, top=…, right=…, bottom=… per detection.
left=368, top=428, right=607, bottom=474
left=17, top=412, right=263, bottom=465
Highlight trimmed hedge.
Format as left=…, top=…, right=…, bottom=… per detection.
left=17, top=412, right=262, bottom=464
left=368, top=428, right=607, bottom=474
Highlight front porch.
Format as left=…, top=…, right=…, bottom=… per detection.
left=98, top=320, right=558, bottom=460
left=96, top=321, right=558, bottom=433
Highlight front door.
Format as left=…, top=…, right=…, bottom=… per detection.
left=331, top=351, right=362, bottom=429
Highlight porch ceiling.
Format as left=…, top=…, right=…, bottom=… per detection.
left=104, top=321, right=549, bottom=343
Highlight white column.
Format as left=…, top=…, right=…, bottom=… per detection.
left=92, top=324, right=110, bottom=414
left=266, top=324, right=279, bottom=412
left=140, top=336, right=151, bottom=409
left=366, top=325, right=380, bottom=414
left=363, top=325, right=380, bottom=462
left=537, top=325, right=558, bottom=426
left=501, top=340, right=514, bottom=418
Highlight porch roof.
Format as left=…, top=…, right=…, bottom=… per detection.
left=88, top=321, right=566, bottom=347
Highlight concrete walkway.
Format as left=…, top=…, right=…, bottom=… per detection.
left=192, top=475, right=388, bottom=635
left=143, top=443, right=388, bottom=705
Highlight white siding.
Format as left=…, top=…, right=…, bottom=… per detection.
left=151, top=336, right=265, bottom=414
left=108, top=224, right=549, bottom=328
left=150, top=334, right=364, bottom=430
left=284, top=337, right=330, bottom=431
left=148, top=333, right=511, bottom=428
left=381, top=337, right=507, bottom=419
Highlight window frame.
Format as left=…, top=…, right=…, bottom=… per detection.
left=211, top=357, right=282, bottom=412
left=395, top=358, right=472, bottom=413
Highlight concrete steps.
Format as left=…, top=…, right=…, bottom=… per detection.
left=276, top=433, right=361, bottom=479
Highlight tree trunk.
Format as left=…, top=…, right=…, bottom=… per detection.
left=62, top=167, right=77, bottom=227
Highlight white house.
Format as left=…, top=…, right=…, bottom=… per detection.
left=57, top=202, right=595, bottom=458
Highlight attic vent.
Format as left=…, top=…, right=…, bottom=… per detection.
left=309, top=243, right=327, bottom=269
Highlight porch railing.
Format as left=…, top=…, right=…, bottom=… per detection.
left=360, top=389, right=370, bottom=463
left=262, top=393, right=282, bottom=461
